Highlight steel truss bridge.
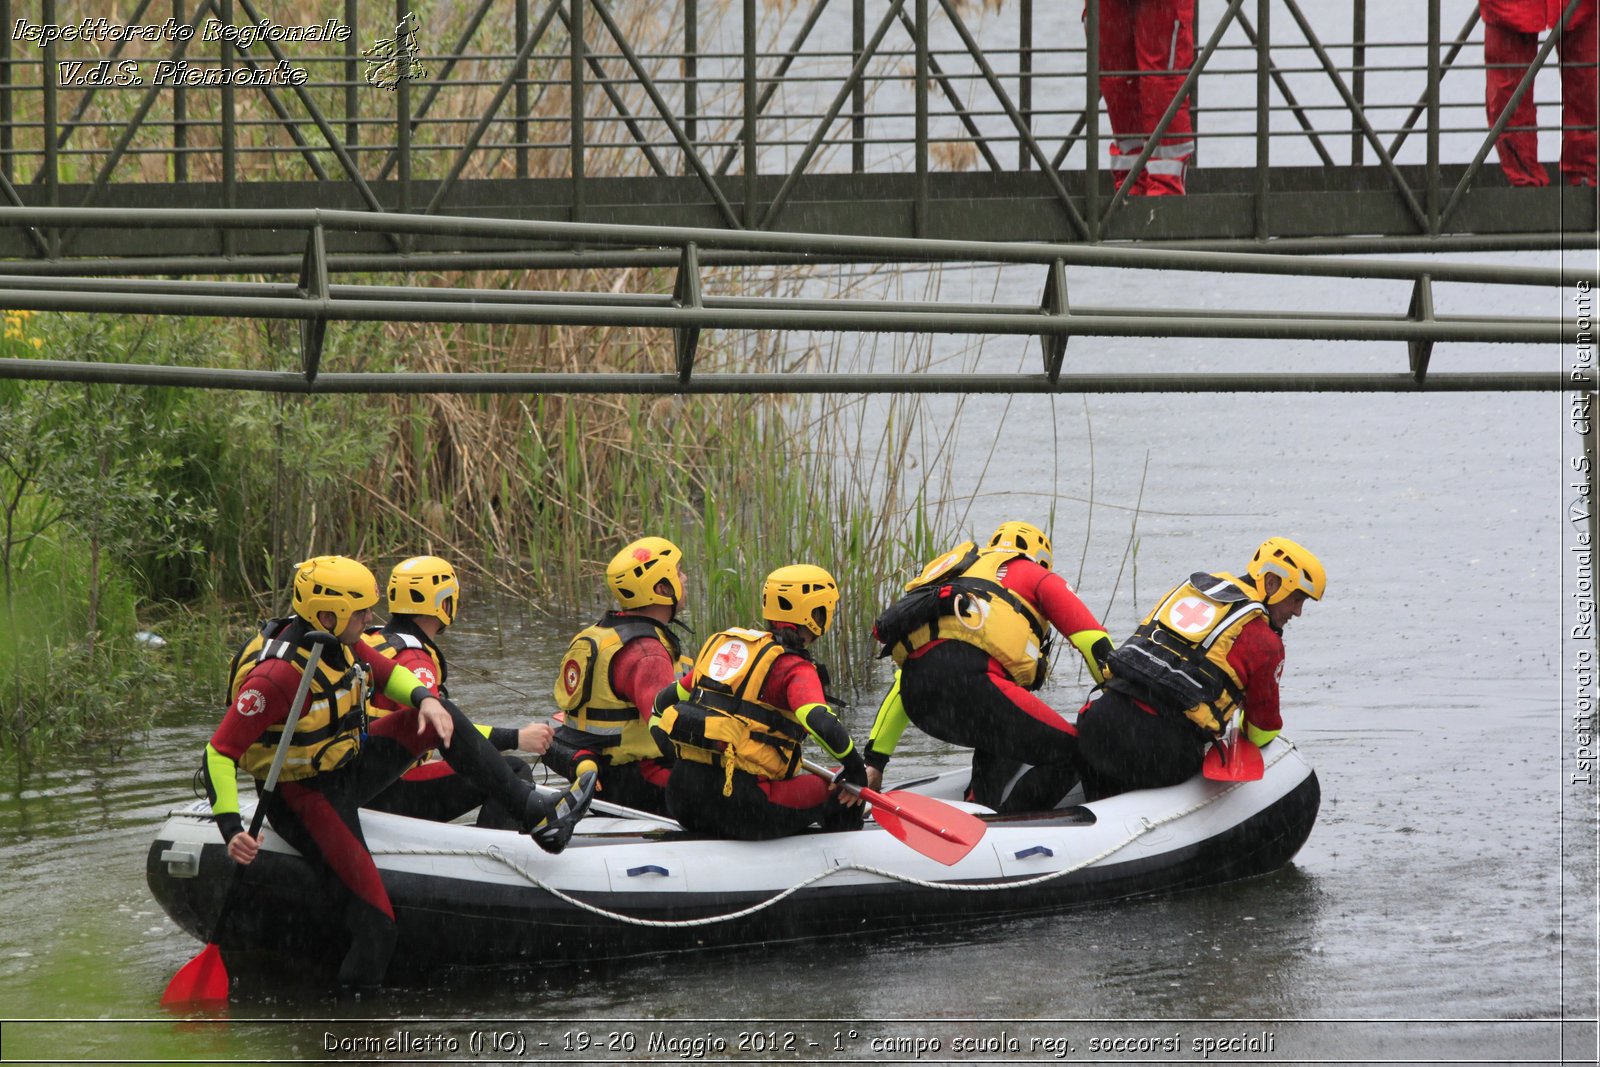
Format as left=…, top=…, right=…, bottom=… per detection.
left=0, top=1, right=1592, bottom=396
left=0, top=0, right=1594, bottom=251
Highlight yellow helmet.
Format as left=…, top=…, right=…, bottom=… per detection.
left=987, top=520, right=1053, bottom=569
left=1247, top=537, right=1327, bottom=604
left=292, top=555, right=378, bottom=633
left=606, top=537, right=684, bottom=610
left=762, top=564, right=839, bottom=638
left=387, top=555, right=460, bottom=627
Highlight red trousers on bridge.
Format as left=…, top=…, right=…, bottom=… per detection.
left=1481, top=0, right=1598, bottom=186
left=1094, top=0, right=1197, bottom=196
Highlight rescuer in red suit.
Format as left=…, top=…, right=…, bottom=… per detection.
left=1075, top=538, right=1327, bottom=798
left=200, top=555, right=594, bottom=995
left=1092, top=0, right=1198, bottom=195
left=361, top=555, right=553, bottom=829
left=1481, top=0, right=1598, bottom=186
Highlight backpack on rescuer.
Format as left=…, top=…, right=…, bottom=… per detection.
left=871, top=541, right=981, bottom=659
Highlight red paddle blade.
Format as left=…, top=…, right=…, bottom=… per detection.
left=1202, top=734, right=1265, bottom=782
left=161, top=942, right=229, bottom=1009
left=866, top=788, right=986, bottom=866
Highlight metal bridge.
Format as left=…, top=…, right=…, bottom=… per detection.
left=0, top=1, right=1592, bottom=396
left=0, top=0, right=1593, bottom=258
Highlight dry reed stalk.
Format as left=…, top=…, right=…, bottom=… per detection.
left=931, top=139, right=979, bottom=171
left=16, top=2, right=985, bottom=689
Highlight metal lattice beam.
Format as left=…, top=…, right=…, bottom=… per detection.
left=0, top=207, right=1588, bottom=396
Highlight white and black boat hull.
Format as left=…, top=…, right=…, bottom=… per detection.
left=147, top=741, right=1319, bottom=976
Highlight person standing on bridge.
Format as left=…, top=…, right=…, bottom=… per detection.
left=198, top=555, right=595, bottom=996
left=545, top=536, right=690, bottom=816
left=360, top=555, right=554, bottom=829
left=1091, top=0, right=1197, bottom=196
left=649, top=564, right=868, bottom=839
left=1481, top=0, right=1597, bottom=187
left=863, top=522, right=1113, bottom=813
left=1073, top=537, right=1326, bottom=798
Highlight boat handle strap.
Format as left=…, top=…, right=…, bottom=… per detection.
left=626, top=864, right=671, bottom=877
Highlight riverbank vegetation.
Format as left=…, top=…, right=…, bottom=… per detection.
left=0, top=0, right=989, bottom=760
left=0, top=286, right=962, bottom=760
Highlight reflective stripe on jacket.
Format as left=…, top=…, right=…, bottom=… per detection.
left=1104, top=572, right=1265, bottom=736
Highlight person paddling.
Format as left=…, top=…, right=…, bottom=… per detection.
left=650, top=564, right=868, bottom=840
left=197, top=555, right=595, bottom=997
left=1075, top=537, right=1326, bottom=797
left=864, top=522, right=1112, bottom=813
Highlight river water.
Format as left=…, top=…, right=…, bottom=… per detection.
left=2, top=0, right=1597, bottom=1064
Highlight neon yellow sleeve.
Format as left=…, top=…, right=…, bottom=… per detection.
left=204, top=743, right=240, bottom=817
left=1245, top=722, right=1280, bottom=748
left=382, top=663, right=427, bottom=705
left=866, top=671, right=910, bottom=760
left=1067, top=629, right=1112, bottom=684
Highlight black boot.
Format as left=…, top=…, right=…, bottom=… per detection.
left=475, top=756, right=535, bottom=830
left=525, top=770, right=597, bottom=854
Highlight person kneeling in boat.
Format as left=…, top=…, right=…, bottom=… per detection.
left=1074, top=537, right=1326, bottom=798
left=197, top=555, right=596, bottom=995
left=649, top=564, right=867, bottom=840
left=545, top=537, right=689, bottom=817
left=361, top=555, right=553, bottom=829
left=863, top=522, right=1112, bottom=813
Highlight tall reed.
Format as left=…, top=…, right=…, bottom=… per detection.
left=2, top=0, right=999, bottom=733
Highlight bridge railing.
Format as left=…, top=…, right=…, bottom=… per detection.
left=0, top=0, right=1591, bottom=241
left=0, top=206, right=1589, bottom=395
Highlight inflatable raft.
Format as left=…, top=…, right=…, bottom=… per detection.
left=147, top=741, right=1319, bottom=976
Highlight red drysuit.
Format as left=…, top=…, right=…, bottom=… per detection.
left=1481, top=0, right=1598, bottom=185
left=1094, top=0, right=1197, bottom=195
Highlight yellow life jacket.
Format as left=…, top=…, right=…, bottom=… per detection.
left=553, top=613, right=681, bottom=765
left=229, top=618, right=367, bottom=782
left=1104, top=572, right=1266, bottom=736
left=655, top=627, right=808, bottom=794
left=361, top=621, right=447, bottom=713
left=360, top=622, right=446, bottom=769
left=887, top=546, right=1052, bottom=689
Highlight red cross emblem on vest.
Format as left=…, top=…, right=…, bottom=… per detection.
left=708, top=639, right=749, bottom=681
left=1170, top=596, right=1216, bottom=634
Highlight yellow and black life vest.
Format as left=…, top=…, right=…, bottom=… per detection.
left=875, top=543, right=1052, bottom=689
left=1104, top=572, right=1266, bottom=736
left=361, top=620, right=448, bottom=714
left=359, top=620, right=448, bottom=769
left=654, top=627, right=809, bottom=793
left=553, top=612, right=681, bottom=765
left=228, top=617, right=367, bottom=782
